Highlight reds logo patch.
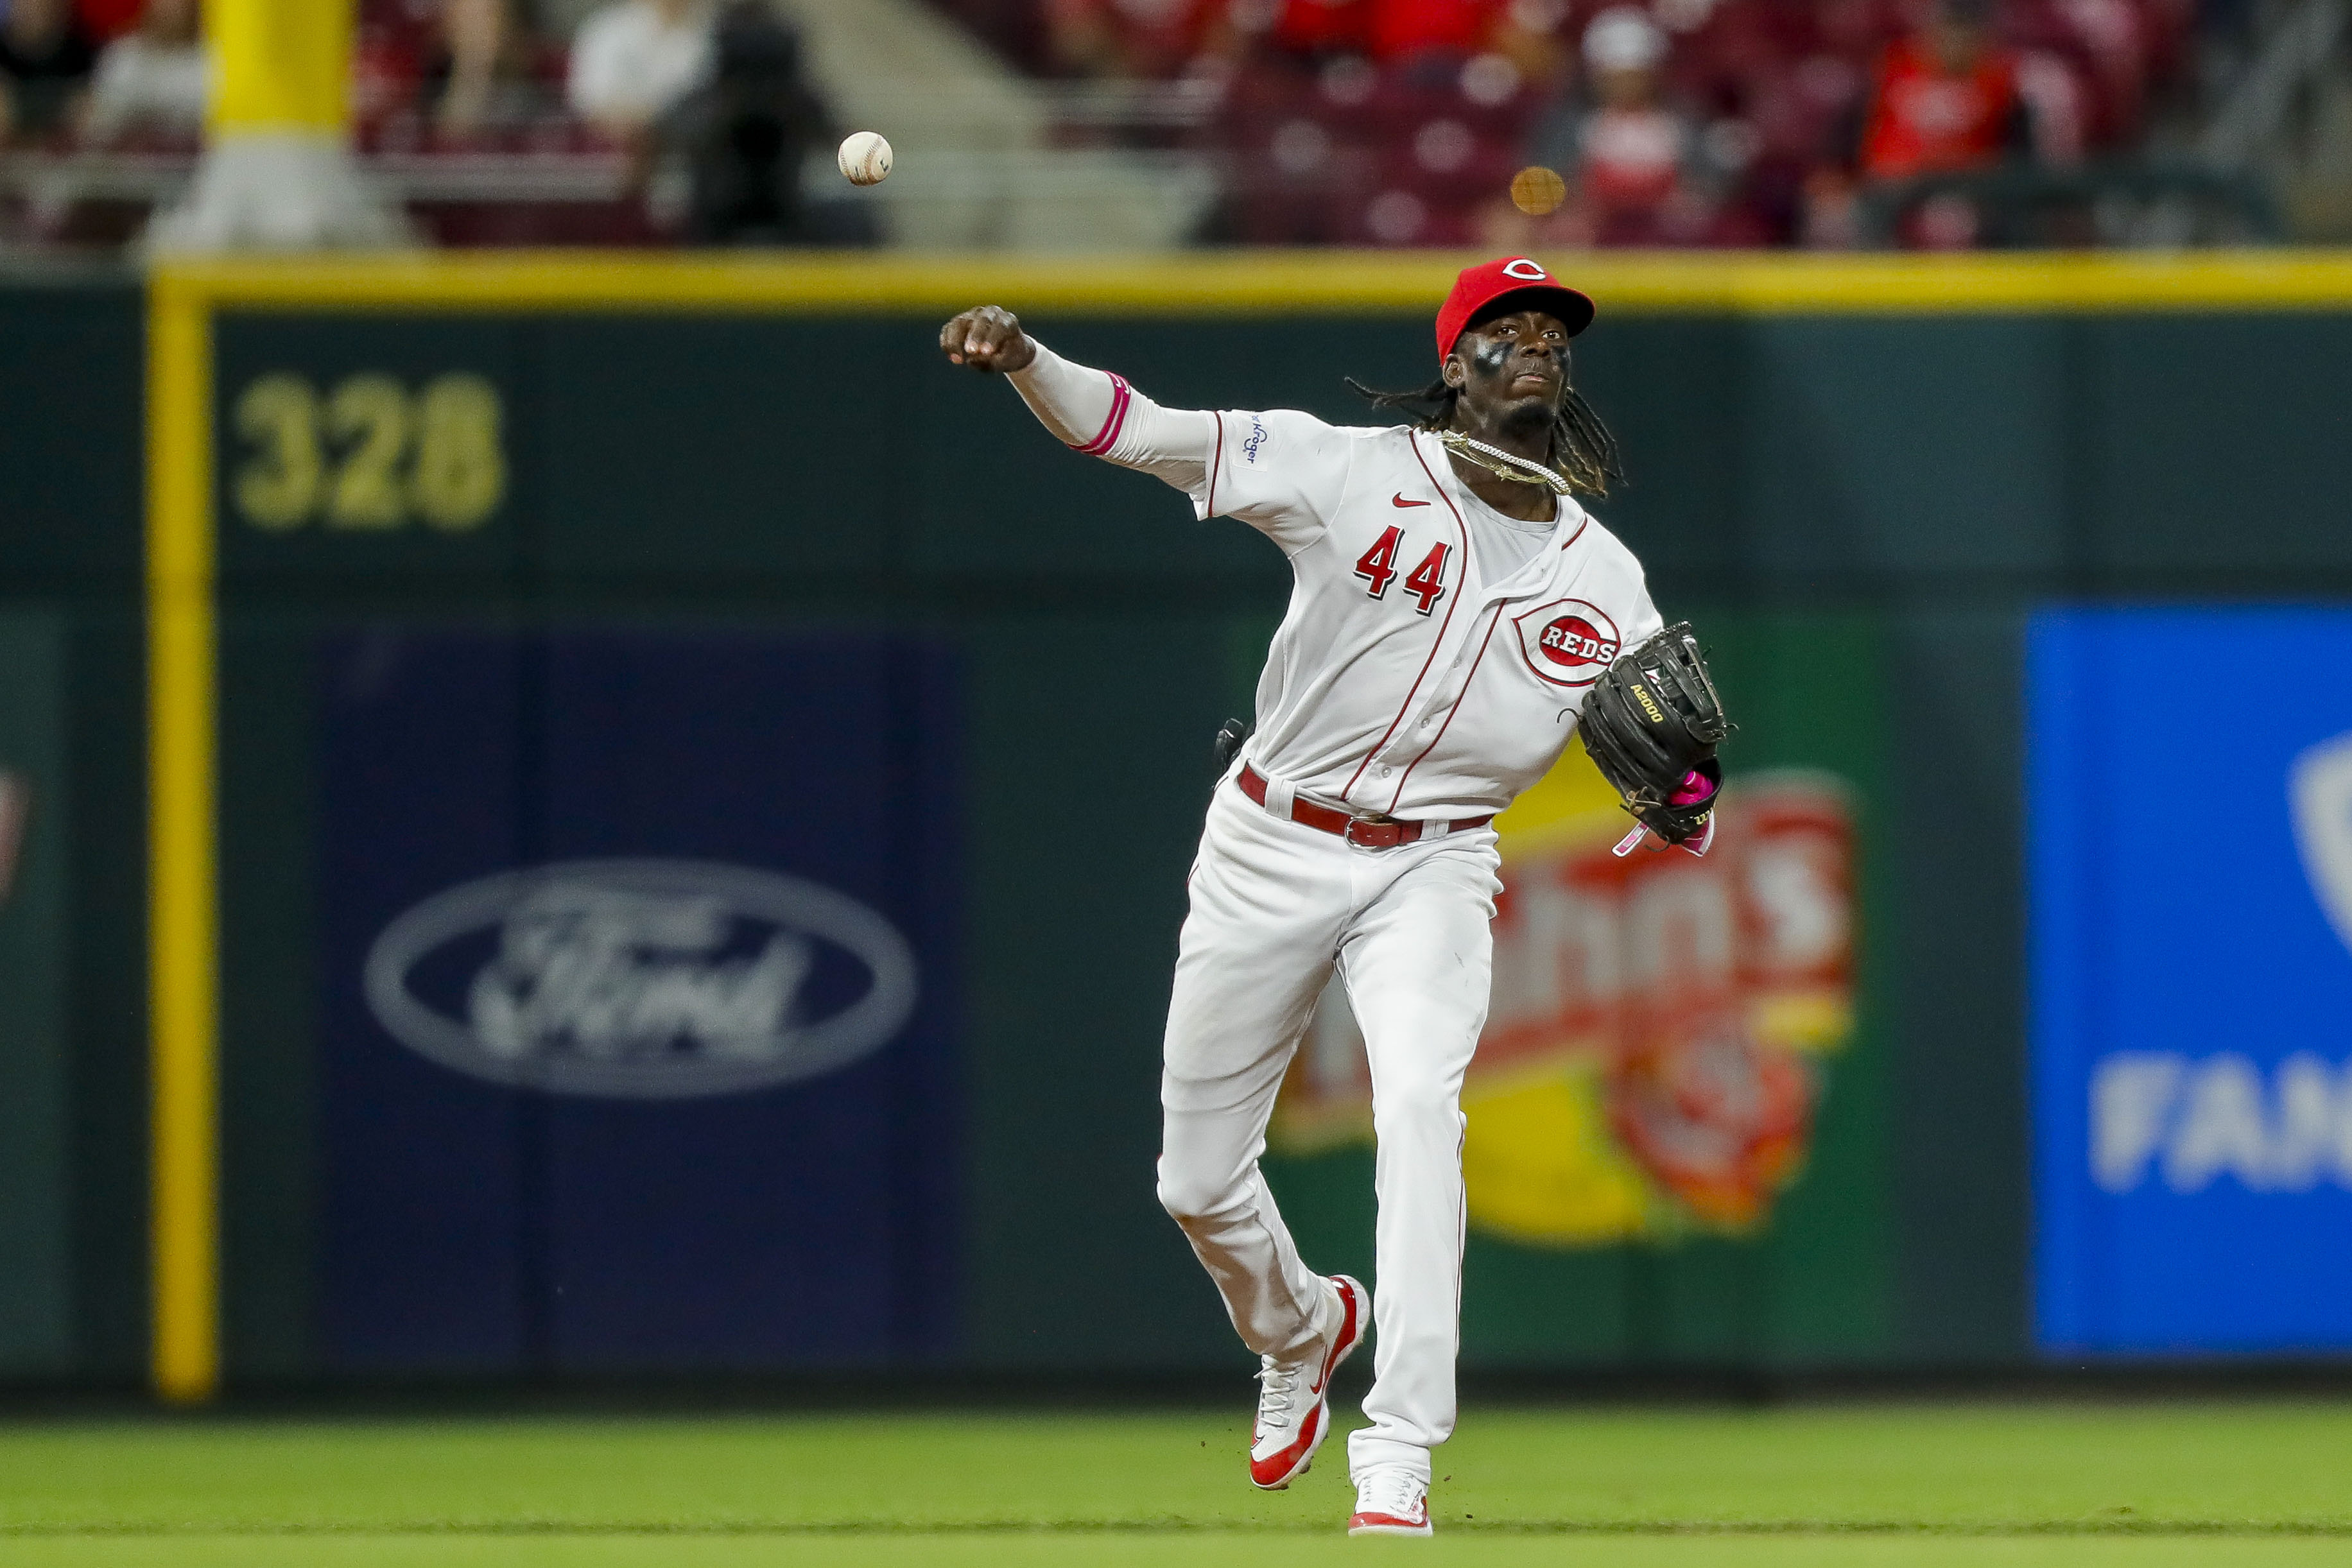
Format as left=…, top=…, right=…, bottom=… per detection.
left=1512, top=600, right=1620, bottom=687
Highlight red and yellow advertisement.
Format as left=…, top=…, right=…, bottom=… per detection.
left=1271, top=752, right=1857, bottom=1245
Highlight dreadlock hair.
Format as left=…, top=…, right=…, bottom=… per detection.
left=1344, top=372, right=1624, bottom=497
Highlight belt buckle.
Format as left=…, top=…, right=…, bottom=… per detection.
left=1344, top=814, right=1403, bottom=850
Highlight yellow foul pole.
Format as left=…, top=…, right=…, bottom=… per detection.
left=207, top=0, right=350, bottom=137
left=151, top=0, right=395, bottom=252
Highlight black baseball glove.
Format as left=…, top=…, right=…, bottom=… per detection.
left=1577, top=623, right=1729, bottom=848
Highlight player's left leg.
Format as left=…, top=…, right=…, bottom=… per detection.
left=1332, top=832, right=1501, bottom=1531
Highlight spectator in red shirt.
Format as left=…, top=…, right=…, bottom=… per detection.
left=359, top=0, right=555, bottom=142
left=1254, top=0, right=1565, bottom=74
left=1573, top=7, right=1691, bottom=238
left=1487, top=6, right=1711, bottom=248
left=1257, top=0, right=1513, bottom=62
left=1047, top=0, right=1237, bottom=78
left=1858, top=0, right=2021, bottom=179
left=1263, top=0, right=1366, bottom=56
left=75, top=0, right=143, bottom=42
left=1363, top=0, right=1499, bottom=60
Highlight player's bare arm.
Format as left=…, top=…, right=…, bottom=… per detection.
left=940, top=306, right=1035, bottom=374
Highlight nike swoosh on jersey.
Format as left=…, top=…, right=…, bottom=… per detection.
left=1392, top=494, right=1431, bottom=508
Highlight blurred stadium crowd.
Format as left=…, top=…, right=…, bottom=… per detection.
left=0, top=0, right=860, bottom=245
left=0, top=0, right=2340, bottom=248
left=963, top=0, right=2205, bottom=245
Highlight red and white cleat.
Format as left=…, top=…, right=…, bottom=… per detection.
left=1247, top=1273, right=1368, bottom=1491
left=1347, top=1465, right=1433, bottom=1537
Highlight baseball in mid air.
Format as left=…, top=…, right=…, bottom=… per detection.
left=838, top=131, right=894, bottom=187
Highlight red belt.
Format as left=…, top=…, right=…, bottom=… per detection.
left=1238, top=765, right=1492, bottom=850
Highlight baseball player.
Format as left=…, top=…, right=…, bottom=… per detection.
left=940, top=257, right=1724, bottom=1537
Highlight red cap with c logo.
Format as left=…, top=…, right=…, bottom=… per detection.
left=1435, top=257, right=1595, bottom=363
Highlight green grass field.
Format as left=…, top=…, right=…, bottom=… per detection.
left=1, top=1402, right=2348, bottom=1566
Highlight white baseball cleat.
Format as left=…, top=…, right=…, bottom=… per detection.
left=1247, top=1273, right=1368, bottom=1490
left=1347, top=1465, right=1434, bottom=1537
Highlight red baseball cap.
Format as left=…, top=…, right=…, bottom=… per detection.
left=1435, top=257, right=1596, bottom=363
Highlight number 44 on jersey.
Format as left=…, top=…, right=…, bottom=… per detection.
left=1354, top=527, right=1451, bottom=617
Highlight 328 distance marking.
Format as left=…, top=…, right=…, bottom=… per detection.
left=231, top=371, right=508, bottom=534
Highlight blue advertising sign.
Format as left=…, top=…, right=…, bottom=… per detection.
left=2033, top=608, right=2352, bottom=1354
left=317, top=628, right=960, bottom=1372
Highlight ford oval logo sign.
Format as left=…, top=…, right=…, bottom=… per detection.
left=362, top=859, right=919, bottom=1099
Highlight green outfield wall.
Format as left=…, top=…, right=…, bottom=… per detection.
left=3, top=261, right=2349, bottom=1390
left=0, top=277, right=149, bottom=1386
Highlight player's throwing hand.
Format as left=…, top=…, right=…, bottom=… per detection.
left=940, top=306, right=1035, bottom=374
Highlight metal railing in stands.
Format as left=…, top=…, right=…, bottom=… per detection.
left=0, top=147, right=1218, bottom=203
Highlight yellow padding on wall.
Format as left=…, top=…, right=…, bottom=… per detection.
left=153, top=248, right=2352, bottom=316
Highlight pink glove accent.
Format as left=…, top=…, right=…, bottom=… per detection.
left=1613, top=770, right=1719, bottom=859
left=1668, top=768, right=1718, bottom=806
left=1612, top=814, right=1717, bottom=859
left=1682, top=815, right=1715, bottom=857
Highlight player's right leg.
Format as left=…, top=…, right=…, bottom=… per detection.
left=1157, top=780, right=1363, bottom=1488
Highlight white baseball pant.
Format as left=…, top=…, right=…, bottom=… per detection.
left=1156, top=777, right=1501, bottom=1483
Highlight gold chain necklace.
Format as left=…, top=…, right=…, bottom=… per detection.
left=1433, top=429, right=1575, bottom=497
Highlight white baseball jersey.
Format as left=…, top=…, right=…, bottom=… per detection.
left=1193, top=409, right=1661, bottom=822
left=1005, top=336, right=1667, bottom=1489
left=1008, top=343, right=1663, bottom=822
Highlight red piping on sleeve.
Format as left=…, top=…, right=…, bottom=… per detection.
left=1205, top=412, right=1225, bottom=515
left=1071, top=374, right=1133, bottom=456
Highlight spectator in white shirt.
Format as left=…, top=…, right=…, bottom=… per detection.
left=566, top=0, right=713, bottom=142
left=82, top=0, right=203, bottom=145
